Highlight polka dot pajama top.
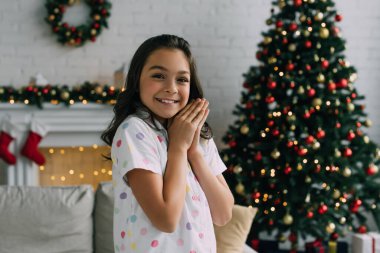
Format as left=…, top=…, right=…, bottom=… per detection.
left=111, top=111, right=227, bottom=253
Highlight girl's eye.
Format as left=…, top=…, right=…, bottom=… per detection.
left=177, top=78, right=189, bottom=83
left=152, top=74, right=165, bottom=79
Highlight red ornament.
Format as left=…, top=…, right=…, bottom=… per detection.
left=287, top=141, right=294, bottom=148
left=303, top=111, right=311, bottom=119
left=337, top=79, right=348, bottom=88
left=63, top=22, right=69, bottom=28
left=268, top=219, right=274, bottom=226
left=282, top=38, right=288, bottom=44
left=251, top=192, right=261, bottom=199
left=75, top=38, right=82, bottom=44
left=262, top=48, right=268, bottom=55
left=330, top=232, right=339, bottom=241
left=70, top=26, right=76, bottom=32
left=289, top=81, right=296, bottom=88
left=276, top=20, right=284, bottom=28
left=321, top=60, right=329, bottom=69
left=267, top=120, right=275, bottom=127
left=289, top=23, right=298, bottom=32
left=101, top=9, right=108, bottom=16
left=305, top=64, right=311, bottom=71
left=351, top=93, right=357, bottom=99
left=336, top=122, right=341, bottom=128
left=272, top=129, right=280, bottom=137
left=256, top=52, right=262, bottom=60
left=335, top=14, right=343, bottom=22
left=366, top=165, right=378, bottom=176
left=265, top=96, right=275, bottom=104
left=346, top=97, right=351, bottom=103
left=90, top=37, right=97, bottom=42
left=314, top=164, right=321, bottom=173
left=306, top=135, right=315, bottom=144
left=284, top=166, right=292, bottom=175
left=286, top=63, right=295, bottom=71
left=229, top=140, right=237, bottom=148
left=93, top=23, right=100, bottom=29
left=358, top=225, right=367, bottom=234
left=53, top=26, right=60, bottom=33
left=347, top=131, right=356, bottom=141
left=356, top=122, right=361, bottom=128
left=328, top=82, right=336, bottom=91
left=316, top=129, right=326, bottom=139
left=307, top=88, right=316, bottom=97
left=305, top=41, right=312, bottom=48
left=318, top=204, right=328, bottom=214
left=293, top=0, right=302, bottom=7
left=297, top=148, right=308, bottom=156
left=246, top=101, right=253, bottom=109
left=332, top=26, right=340, bottom=36
left=59, top=5, right=65, bottom=13
left=306, top=211, right=314, bottom=218
left=255, top=152, right=262, bottom=161
left=289, top=232, right=297, bottom=243
left=267, top=81, right=277, bottom=89
left=343, top=147, right=353, bottom=157
left=249, top=114, right=255, bottom=120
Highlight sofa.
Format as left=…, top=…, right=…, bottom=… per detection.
left=0, top=182, right=257, bottom=253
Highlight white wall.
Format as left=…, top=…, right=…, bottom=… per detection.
left=0, top=0, right=379, bottom=146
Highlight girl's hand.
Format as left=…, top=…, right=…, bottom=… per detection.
left=187, top=99, right=209, bottom=161
left=167, top=98, right=208, bottom=152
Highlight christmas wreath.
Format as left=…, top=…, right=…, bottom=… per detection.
left=45, top=0, right=112, bottom=47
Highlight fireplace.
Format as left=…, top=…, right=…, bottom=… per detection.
left=0, top=103, right=113, bottom=187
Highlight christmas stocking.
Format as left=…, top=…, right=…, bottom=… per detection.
left=0, top=119, right=18, bottom=165
left=21, top=119, right=48, bottom=166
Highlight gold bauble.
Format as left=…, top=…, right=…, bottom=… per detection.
left=288, top=43, right=296, bottom=52
left=326, top=222, right=336, bottom=233
left=343, top=167, right=352, bottom=177
left=305, top=176, right=311, bottom=183
left=95, top=85, right=103, bottom=94
left=91, top=29, right=97, bottom=36
left=278, top=234, right=287, bottom=242
left=279, top=1, right=286, bottom=8
left=65, top=31, right=71, bottom=37
left=290, top=125, right=296, bottom=131
left=266, top=19, right=273, bottom=25
left=297, top=163, right=303, bottom=171
left=320, top=27, right=330, bottom=39
left=350, top=73, right=358, bottom=82
left=314, top=54, right=320, bottom=62
left=317, top=73, right=325, bottom=83
left=299, top=15, right=307, bottom=22
left=335, top=149, right=341, bottom=157
left=94, top=15, right=101, bottom=21
left=0, top=88, right=4, bottom=94
left=263, top=36, right=272, bottom=45
left=233, top=165, right=243, bottom=174
left=297, top=86, right=305, bottom=94
left=283, top=214, right=293, bottom=225
left=330, top=47, right=335, bottom=53
left=255, top=93, right=261, bottom=100
left=312, top=98, right=322, bottom=107
left=240, top=125, right=250, bottom=135
left=363, top=136, right=370, bottom=144
left=312, top=141, right=320, bottom=150
left=223, top=155, right=229, bottom=162
left=376, top=148, right=380, bottom=159
left=50, top=89, right=56, bottom=96
left=314, top=12, right=324, bottom=21
left=340, top=217, right=346, bottom=224
left=49, top=15, right=55, bottom=21
left=308, top=0, right=315, bottom=3
left=303, top=30, right=310, bottom=37
left=347, top=103, right=355, bottom=112
left=268, top=57, right=277, bottom=64
left=365, top=119, right=373, bottom=127
left=271, top=149, right=281, bottom=159
left=60, top=91, right=70, bottom=100
left=235, top=183, right=245, bottom=195
left=332, top=189, right=341, bottom=199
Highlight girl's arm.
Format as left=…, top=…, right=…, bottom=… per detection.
left=127, top=99, right=207, bottom=233
left=189, top=154, right=234, bottom=226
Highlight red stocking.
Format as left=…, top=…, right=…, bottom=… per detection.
left=21, top=119, right=48, bottom=166
left=0, top=119, right=17, bottom=165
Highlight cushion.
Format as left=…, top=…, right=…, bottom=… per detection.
left=94, top=181, right=115, bottom=253
left=214, top=204, right=257, bottom=253
left=0, top=185, right=94, bottom=253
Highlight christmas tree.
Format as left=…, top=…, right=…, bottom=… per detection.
left=221, top=0, right=380, bottom=249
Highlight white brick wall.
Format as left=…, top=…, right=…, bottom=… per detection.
left=0, top=0, right=379, bottom=146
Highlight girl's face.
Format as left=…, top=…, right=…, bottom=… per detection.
left=139, top=48, right=191, bottom=124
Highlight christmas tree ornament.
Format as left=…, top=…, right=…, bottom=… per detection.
left=21, top=119, right=49, bottom=166
left=319, top=27, right=330, bottom=38
left=365, top=119, right=373, bottom=127
left=334, top=149, right=341, bottom=157
left=240, top=125, right=250, bottom=134
left=332, top=189, right=341, bottom=199
left=343, top=147, right=353, bottom=157
left=312, top=98, right=322, bottom=107
left=342, top=167, right=352, bottom=177
left=235, top=183, right=245, bottom=195
left=283, top=213, right=294, bottom=225
left=264, top=36, right=272, bottom=44
left=335, top=14, right=343, bottom=22
left=321, top=60, right=329, bottom=69
left=314, top=12, right=324, bottom=21
left=347, top=103, right=355, bottom=112
left=326, top=222, right=336, bottom=234
left=288, top=43, right=296, bottom=52
left=357, top=225, right=367, bottom=234
left=0, top=118, right=19, bottom=165
left=271, top=149, right=281, bottom=159
left=312, top=141, right=320, bottom=150
left=317, top=73, right=325, bottom=83
left=366, top=164, right=379, bottom=176
left=293, top=0, right=302, bottom=7
left=233, top=165, right=243, bottom=174
left=318, top=204, right=328, bottom=214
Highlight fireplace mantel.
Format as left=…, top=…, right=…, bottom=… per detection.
left=0, top=103, right=113, bottom=186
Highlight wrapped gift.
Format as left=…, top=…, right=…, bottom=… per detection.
left=352, top=232, right=380, bottom=253
left=305, top=239, right=327, bottom=253
left=327, top=240, right=348, bottom=253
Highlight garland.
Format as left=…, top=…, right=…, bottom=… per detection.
left=45, top=0, right=112, bottom=47
left=0, top=82, right=120, bottom=109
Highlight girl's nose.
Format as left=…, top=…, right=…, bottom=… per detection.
left=164, top=80, right=178, bottom=94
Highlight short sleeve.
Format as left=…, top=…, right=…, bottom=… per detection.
left=203, top=138, right=227, bottom=176
left=111, top=117, right=162, bottom=182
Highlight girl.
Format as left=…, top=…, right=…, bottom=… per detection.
left=101, top=34, right=234, bottom=253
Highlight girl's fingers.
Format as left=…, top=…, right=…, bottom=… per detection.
left=197, top=109, right=209, bottom=129
left=177, top=99, right=199, bottom=118
left=183, top=99, right=205, bottom=121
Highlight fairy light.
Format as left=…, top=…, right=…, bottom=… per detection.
left=271, top=207, right=276, bottom=212
left=69, top=170, right=74, bottom=175
left=60, top=176, right=66, bottom=181
left=24, top=99, right=29, bottom=104
left=79, top=146, right=84, bottom=152
left=69, top=100, right=75, bottom=105
left=261, top=169, right=266, bottom=176
left=10, top=99, right=15, bottom=104
left=92, top=144, right=98, bottom=149
left=255, top=199, right=260, bottom=204
left=60, top=149, right=65, bottom=155
left=279, top=72, right=284, bottom=76
left=94, top=171, right=99, bottom=176
left=79, top=173, right=84, bottom=179
left=303, top=159, right=308, bottom=164
left=49, top=148, right=54, bottom=154
left=101, top=168, right=106, bottom=174
left=50, top=176, right=56, bottom=181
left=82, top=99, right=88, bottom=105
left=314, top=159, right=319, bottom=164
left=108, top=170, right=112, bottom=176
left=39, top=166, right=45, bottom=171
left=283, top=202, right=288, bottom=206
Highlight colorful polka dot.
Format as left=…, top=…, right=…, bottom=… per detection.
left=121, top=231, right=125, bottom=238
left=199, top=232, right=204, bottom=239
left=140, top=227, right=148, bottom=235
left=122, top=123, right=129, bottom=129
left=120, top=243, right=125, bottom=251
left=136, top=132, right=145, bottom=140
left=130, top=215, right=137, bottom=223
left=130, top=242, right=136, bottom=250
left=177, top=239, right=184, bottom=246
left=143, top=157, right=150, bottom=165
left=157, top=135, right=164, bottom=142
left=115, top=245, right=120, bottom=252
left=191, top=210, right=199, bottom=218
left=151, top=240, right=159, bottom=248
left=127, top=230, right=133, bottom=237
left=120, top=192, right=127, bottom=199
left=186, top=222, right=192, bottom=230
left=116, top=139, right=122, bottom=147
left=190, top=250, right=196, bottom=253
